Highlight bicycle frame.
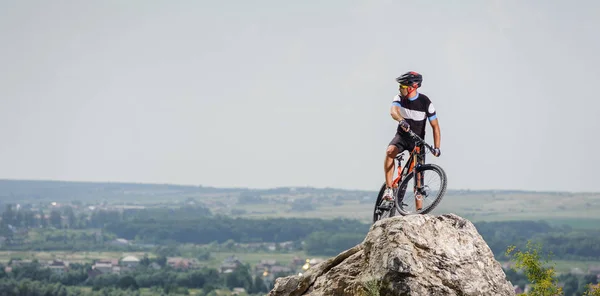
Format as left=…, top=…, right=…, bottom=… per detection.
left=392, top=145, right=423, bottom=189
left=391, top=130, right=434, bottom=190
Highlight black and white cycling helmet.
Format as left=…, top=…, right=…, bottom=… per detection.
left=396, top=71, right=423, bottom=87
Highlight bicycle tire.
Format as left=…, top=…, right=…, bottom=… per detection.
left=372, top=182, right=397, bottom=224
left=396, top=163, right=447, bottom=215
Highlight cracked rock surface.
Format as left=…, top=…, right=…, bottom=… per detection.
left=267, top=214, right=515, bottom=296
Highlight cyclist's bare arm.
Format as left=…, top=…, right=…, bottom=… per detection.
left=429, top=118, right=441, bottom=149
left=390, top=105, right=404, bottom=122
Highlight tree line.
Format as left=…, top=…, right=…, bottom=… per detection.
left=474, top=220, right=600, bottom=260
left=104, top=216, right=369, bottom=245
left=3, top=205, right=600, bottom=261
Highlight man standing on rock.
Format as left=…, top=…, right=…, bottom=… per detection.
left=383, top=71, right=442, bottom=210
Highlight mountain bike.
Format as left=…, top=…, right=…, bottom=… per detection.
left=373, top=129, right=447, bottom=223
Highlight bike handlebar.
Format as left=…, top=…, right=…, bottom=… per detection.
left=406, top=129, right=436, bottom=154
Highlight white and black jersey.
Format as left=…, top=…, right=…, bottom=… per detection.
left=392, top=92, right=437, bottom=139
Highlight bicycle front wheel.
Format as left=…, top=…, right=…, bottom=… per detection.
left=396, top=164, right=447, bottom=215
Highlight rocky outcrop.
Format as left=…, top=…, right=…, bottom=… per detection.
left=268, top=213, right=515, bottom=296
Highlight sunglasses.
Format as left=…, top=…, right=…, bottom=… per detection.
left=399, top=84, right=409, bottom=89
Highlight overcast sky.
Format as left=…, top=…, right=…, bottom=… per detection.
left=1, top=0, right=599, bottom=192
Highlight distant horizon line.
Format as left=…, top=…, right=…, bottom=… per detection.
left=1, top=177, right=597, bottom=195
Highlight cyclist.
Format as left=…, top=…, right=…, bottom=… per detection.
left=383, top=71, right=441, bottom=210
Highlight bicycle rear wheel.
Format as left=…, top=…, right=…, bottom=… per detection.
left=396, top=163, right=447, bottom=215
left=372, top=182, right=399, bottom=224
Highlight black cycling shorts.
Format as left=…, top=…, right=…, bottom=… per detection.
left=388, top=132, right=416, bottom=152
left=388, top=132, right=426, bottom=161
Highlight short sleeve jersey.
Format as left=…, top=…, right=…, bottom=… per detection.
left=392, top=92, right=437, bottom=139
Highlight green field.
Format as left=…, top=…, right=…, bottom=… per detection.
left=0, top=251, right=153, bottom=264
left=207, top=251, right=310, bottom=268
left=228, top=191, right=600, bottom=228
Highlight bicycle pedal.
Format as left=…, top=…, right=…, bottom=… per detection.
left=378, top=201, right=393, bottom=210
